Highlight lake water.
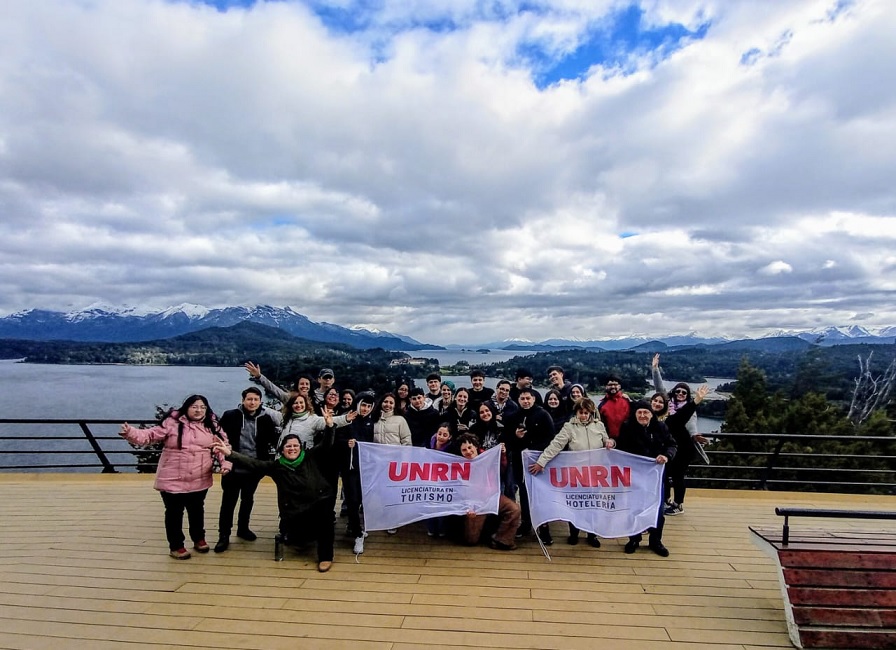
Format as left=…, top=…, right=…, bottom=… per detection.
left=0, top=358, right=727, bottom=470
left=0, top=361, right=254, bottom=471
left=409, top=349, right=532, bottom=366
left=0, top=359, right=251, bottom=418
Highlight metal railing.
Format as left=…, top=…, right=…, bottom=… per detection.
left=0, top=418, right=158, bottom=473
left=1, top=422, right=895, bottom=493
left=775, top=507, right=896, bottom=544
left=688, top=431, right=896, bottom=494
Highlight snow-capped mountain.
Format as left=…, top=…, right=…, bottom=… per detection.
left=483, top=333, right=731, bottom=351
left=350, top=325, right=423, bottom=347
left=766, top=326, right=890, bottom=346
left=0, top=305, right=436, bottom=350
left=473, top=328, right=891, bottom=352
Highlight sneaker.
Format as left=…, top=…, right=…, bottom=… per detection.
left=169, top=547, right=191, bottom=560
left=214, top=537, right=229, bottom=553
left=664, top=503, right=683, bottom=516
left=193, top=539, right=210, bottom=553
left=236, top=528, right=257, bottom=541
left=624, top=539, right=640, bottom=554
left=587, top=534, right=601, bottom=549
left=386, top=528, right=398, bottom=535
left=649, top=542, right=670, bottom=557
left=353, top=536, right=365, bottom=554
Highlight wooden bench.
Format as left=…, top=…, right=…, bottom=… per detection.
left=751, top=508, right=896, bottom=649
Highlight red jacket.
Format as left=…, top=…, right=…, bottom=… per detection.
left=598, top=393, right=631, bottom=439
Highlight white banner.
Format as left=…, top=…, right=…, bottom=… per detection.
left=358, top=442, right=501, bottom=531
left=522, top=448, right=664, bottom=538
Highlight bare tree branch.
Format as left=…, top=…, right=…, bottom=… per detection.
left=848, top=352, right=896, bottom=425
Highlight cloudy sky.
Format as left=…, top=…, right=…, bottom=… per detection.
left=2, top=0, right=895, bottom=345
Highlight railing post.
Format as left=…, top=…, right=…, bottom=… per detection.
left=758, top=437, right=785, bottom=490
left=78, top=422, right=118, bottom=473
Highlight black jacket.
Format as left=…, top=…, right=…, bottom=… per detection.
left=219, top=407, right=279, bottom=461
left=334, top=413, right=375, bottom=471
left=404, top=405, right=442, bottom=447
left=228, top=445, right=331, bottom=525
left=617, top=414, right=677, bottom=462
left=509, top=405, right=556, bottom=452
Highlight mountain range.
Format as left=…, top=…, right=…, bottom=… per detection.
left=475, top=326, right=896, bottom=351
left=0, top=305, right=893, bottom=351
left=0, top=304, right=437, bottom=350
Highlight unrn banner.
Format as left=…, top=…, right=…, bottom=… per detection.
left=357, top=442, right=501, bottom=531
left=522, top=448, right=664, bottom=538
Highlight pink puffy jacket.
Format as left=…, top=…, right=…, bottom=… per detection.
left=121, top=414, right=232, bottom=493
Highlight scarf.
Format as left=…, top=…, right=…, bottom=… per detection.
left=277, top=449, right=305, bottom=469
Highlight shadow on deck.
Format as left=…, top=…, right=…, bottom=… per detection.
left=0, top=474, right=893, bottom=650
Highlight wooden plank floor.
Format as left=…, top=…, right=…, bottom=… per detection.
left=0, top=474, right=893, bottom=650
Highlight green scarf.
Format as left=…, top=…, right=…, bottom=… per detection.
left=278, top=449, right=305, bottom=469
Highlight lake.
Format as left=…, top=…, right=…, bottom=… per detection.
left=0, top=359, right=726, bottom=470
left=0, top=359, right=251, bottom=418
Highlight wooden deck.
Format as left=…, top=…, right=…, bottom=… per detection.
left=0, top=474, right=893, bottom=650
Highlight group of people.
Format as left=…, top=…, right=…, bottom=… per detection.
left=119, top=356, right=709, bottom=571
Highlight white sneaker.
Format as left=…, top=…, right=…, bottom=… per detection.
left=353, top=536, right=365, bottom=554
left=386, top=528, right=397, bottom=535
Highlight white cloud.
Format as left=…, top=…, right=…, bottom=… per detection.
left=759, top=260, right=794, bottom=276
left=0, top=0, right=895, bottom=344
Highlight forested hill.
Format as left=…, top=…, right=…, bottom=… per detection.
left=483, top=342, right=896, bottom=403
left=0, top=321, right=441, bottom=394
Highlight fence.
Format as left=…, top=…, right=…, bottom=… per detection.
left=0, top=418, right=158, bottom=473
left=1, top=421, right=895, bottom=493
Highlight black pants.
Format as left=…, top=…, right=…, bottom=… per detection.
left=509, top=451, right=531, bottom=531
left=629, top=485, right=666, bottom=546
left=340, top=467, right=364, bottom=538
left=665, top=445, right=695, bottom=505
left=160, top=489, right=208, bottom=551
left=218, top=470, right=263, bottom=537
left=281, top=502, right=335, bottom=563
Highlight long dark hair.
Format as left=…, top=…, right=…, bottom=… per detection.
left=373, top=392, right=397, bottom=420
left=168, top=394, right=220, bottom=449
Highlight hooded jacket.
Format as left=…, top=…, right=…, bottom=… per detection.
left=121, top=413, right=231, bottom=493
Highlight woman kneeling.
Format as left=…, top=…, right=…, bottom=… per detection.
left=214, top=433, right=336, bottom=572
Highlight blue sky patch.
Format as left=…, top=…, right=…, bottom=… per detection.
left=523, top=4, right=710, bottom=88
